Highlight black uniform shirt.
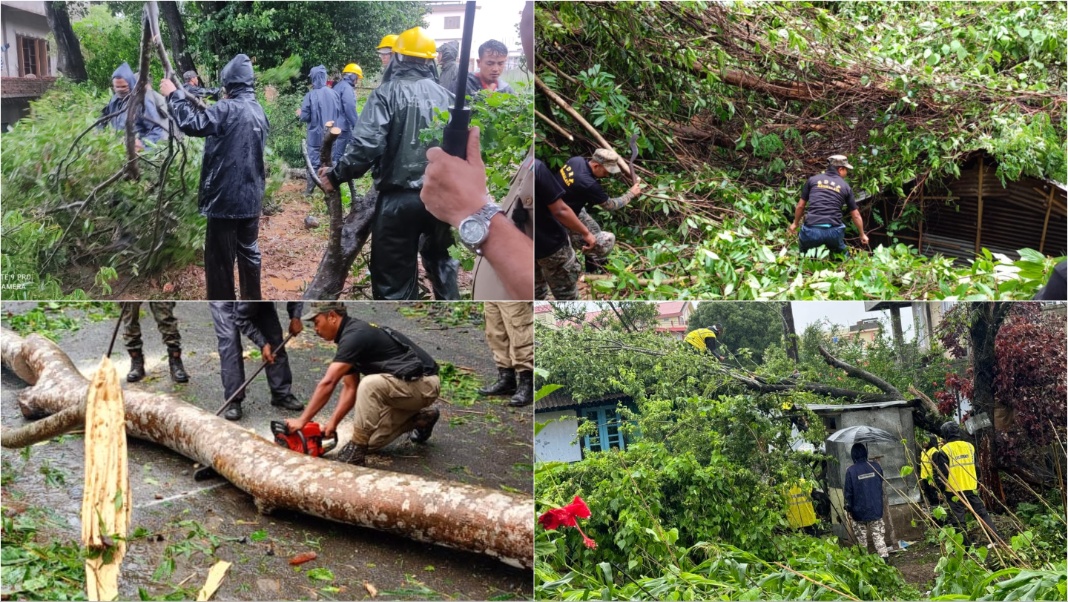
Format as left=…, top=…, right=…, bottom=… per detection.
left=558, top=156, right=608, bottom=215
left=333, top=317, right=437, bottom=379
left=534, top=159, right=568, bottom=260
left=801, top=168, right=857, bottom=227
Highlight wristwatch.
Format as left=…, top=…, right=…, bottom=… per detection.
left=458, top=202, right=502, bottom=256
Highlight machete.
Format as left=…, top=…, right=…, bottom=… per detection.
left=442, top=1, right=478, bottom=159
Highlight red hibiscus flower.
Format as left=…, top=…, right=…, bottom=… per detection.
left=538, top=496, right=597, bottom=548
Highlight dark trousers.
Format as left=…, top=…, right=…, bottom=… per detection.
left=921, top=480, right=941, bottom=507
left=370, top=189, right=459, bottom=300
left=947, top=489, right=1002, bottom=543
left=205, top=217, right=262, bottom=301
left=799, top=224, right=847, bottom=254
left=209, top=302, right=292, bottom=403
left=123, top=302, right=180, bottom=352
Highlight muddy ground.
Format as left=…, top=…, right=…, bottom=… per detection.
left=114, top=180, right=474, bottom=300
left=1, top=302, right=533, bottom=600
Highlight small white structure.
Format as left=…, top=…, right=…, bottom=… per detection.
left=535, top=390, right=633, bottom=463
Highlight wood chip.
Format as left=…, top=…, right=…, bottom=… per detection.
left=196, top=560, right=232, bottom=601
left=288, top=551, right=318, bottom=566
left=363, top=581, right=378, bottom=598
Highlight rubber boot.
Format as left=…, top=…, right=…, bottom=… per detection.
left=222, top=401, right=242, bottom=421
left=270, top=393, right=304, bottom=411
left=168, top=349, right=189, bottom=383
left=127, top=350, right=146, bottom=383
left=409, top=407, right=441, bottom=444
left=508, top=370, right=534, bottom=407
left=335, top=441, right=368, bottom=466
left=478, top=368, right=516, bottom=396
left=304, top=176, right=316, bottom=196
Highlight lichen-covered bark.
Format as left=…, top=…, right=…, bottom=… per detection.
left=1, top=330, right=534, bottom=569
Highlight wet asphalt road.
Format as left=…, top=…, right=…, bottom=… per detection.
left=1, top=301, right=534, bottom=600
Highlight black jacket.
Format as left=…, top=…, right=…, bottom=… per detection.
left=169, top=54, right=269, bottom=219
left=329, top=61, right=452, bottom=192
left=465, top=72, right=515, bottom=96
left=183, top=82, right=222, bottom=101
left=844, top=443, right=885, bottom=522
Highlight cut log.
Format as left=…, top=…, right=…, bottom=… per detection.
left=1, top=330, right=534, bottom=569
left=81, top=355, right=130, bottom=602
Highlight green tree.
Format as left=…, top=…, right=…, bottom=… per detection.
left=688, top=302, right=785, bottom=364
left=185, top=2, right=429, bottom=79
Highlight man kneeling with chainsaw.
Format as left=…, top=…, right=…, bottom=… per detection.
left=284, top=302, right=442, bottom=466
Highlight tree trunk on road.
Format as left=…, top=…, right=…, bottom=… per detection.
left=45, top=1, right=88, bottom=82
left=1, top=329, right=534, bottom=570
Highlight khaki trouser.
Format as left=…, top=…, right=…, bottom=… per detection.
left=351, top=374, right=440, bottom=450
left=484, top=302, right=534, bottom=371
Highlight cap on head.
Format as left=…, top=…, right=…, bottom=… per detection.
left=301, top=301, right=347, bottom=322
left=343, top=63, right=363, bottom=77
left=591, top=148, right=622, bottom=174
left=828, top=154, right=854, bottom=170
left=394, top=27, right=437, bottom=60
left=711, top=324, right=722, bottom=335
left=377, top=33, right=399, bottom=52
left=940, top=421, right=961, bottom=439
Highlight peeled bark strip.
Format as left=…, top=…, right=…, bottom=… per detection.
left=81, top=356, right=131, bottom=602
left=1, top=330, right=534, bottom=569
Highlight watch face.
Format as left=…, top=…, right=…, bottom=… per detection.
left=459, top=218, right=488, bottom=244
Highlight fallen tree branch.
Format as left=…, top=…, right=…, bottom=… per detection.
left=535, top=109, right=574, bottom=141
left=1, top=329, right=533, bottom=569
left=535, top=75, right=632, bottom=178
left=0, top=402, right=85, bottom=448
left=817, top=345, right=903, bottom=398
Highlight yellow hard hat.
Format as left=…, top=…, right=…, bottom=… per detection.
left=377, top=34, right=399, bottom=51
left=394, top=27, right=437, bottom=60
left=343, top=63, right=363, bottom=78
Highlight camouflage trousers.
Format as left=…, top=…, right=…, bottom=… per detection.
left=568, top=209, right=615, bottom=262
left=536, top=244, right=581, bottom=300
left=123, top=302, right=181, bottom=352
left=851, top=516, right=889, bottom=557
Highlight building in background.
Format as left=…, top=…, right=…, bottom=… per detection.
left=422, top=1, right=525, bottom=79
left=1, top=0, right=57, bottom=129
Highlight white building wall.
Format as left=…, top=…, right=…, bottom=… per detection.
left=1, top=2, right=55, bottom=78
left=535, top=410, right=582, bottom=463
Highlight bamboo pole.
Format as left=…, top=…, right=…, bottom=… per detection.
left=535, top=109, right=574, bottom=141
left=975, top=155, right=984, bottom=254
left=1038, top=186, right=1055, bottom=254
left=535, top=75, right=632, bottom=178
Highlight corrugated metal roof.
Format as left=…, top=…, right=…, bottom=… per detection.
left=805, top=400, right=911, bottom=412
left=535, top=390, right=630, bottom=412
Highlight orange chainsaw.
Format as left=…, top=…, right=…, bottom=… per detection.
left=270, top=421, right=337, bottom=457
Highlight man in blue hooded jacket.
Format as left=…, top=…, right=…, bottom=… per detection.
left=298, top=65, right=342, bottom=194
left=161, top=54, right=269, bottom=301
left=100, top=62, right=167, bottom=146
left=332, top=64, right=361, bottom=164
left=319, top=28, right=458, bottom=300
left=844, top=442, right=890, bottom=559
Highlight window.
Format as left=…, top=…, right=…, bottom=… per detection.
left=444, top=16, right=461, bottom=29
left=581, top=406, right=627, bottom=453
left=16, top=35, right=49, bottom=77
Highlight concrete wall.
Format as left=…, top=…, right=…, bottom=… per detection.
left=1, top=3, right=56, bottom=78
left=535, top=410, right=582, bottom=463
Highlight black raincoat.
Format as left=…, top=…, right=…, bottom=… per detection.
left=300, top=65, right=342, bottom=169
left=437, top=41, right=460, bottom=93
left=327, top=60, right=458, bottom=300
left=844, top=443, right=885, bottom=522
left=100, top=62, right=167, bottom=144
left=465, top=72, right=515, bottom=96
left=168, top=54, right=269, bottom=219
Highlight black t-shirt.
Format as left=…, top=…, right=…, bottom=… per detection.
left=333, top=317, right=438, bottom=380
left=800, top=169, right=857, bottom=227
left=558, top=156, right=608, bottom=215
left=534, top=159, right=568, bottom=260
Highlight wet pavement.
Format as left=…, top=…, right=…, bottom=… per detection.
left=1, top=302, right=534, bottom=600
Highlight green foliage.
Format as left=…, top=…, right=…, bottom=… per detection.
left=1, top=506, right=87, bottom=601
left=184, top=2, right=429, bottom=80
left=72, top=5, right=157, bottom=91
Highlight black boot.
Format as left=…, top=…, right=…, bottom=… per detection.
left=271, top=393, right=305, bottom=411
left=409, top=407, right=441, bottom=444
left=168, top=349, right=189, bottom=383
left=585, top=257, right=607, bottom=274
left=127, top=350, right=146, bottom=383
left=304, top=177, right=315, bottom=196
left=222, top=401, right=243, bottom=421
left=335, top=441, right=368, bottom=466
left=478, top=368, right=516, bottom=396
left=508, top=370, right=534, bottom=407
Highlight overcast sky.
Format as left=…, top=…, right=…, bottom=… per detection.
left=789, top=302, right=917, bottom=341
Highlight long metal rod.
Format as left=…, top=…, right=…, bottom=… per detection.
left=452, top=1, right=477, bottom=108
left=210, top=332, right=295, bottom=416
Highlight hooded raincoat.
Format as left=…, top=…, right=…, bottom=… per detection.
left=332, top=72, right=360, bottom=163
left=844, top=443, right=885, bottom=522
left=168, top=54, right=269, bottom=219
left=100, top=62, right=167, bottom=144
left=327, top=60, right=458, bottom=300
left=437, top=41, right=460, bottom=93
left=300, top=65, right=343, bottom=169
